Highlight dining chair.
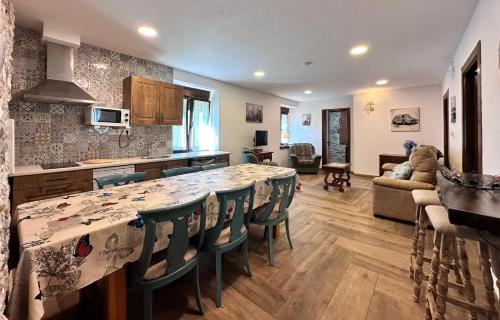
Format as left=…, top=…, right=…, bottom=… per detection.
left=162, top=166, right=202, bottom=177
left=94, top=172, right=146, bottom=189
left=131, top=192, right=210, bottom=320
left=250, top=174, right=296, bottom=266
left=201, top=182, right=255, bottom=307
left=201, top=162, right=228, bottom=171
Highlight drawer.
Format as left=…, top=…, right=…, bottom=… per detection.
left=214, top=155, right=230, bottom=163
left=12, top=170, right=92, bottom=191
left=165, top=159, right=189, bottom=169
left=12, top=181, right=93, bottom=211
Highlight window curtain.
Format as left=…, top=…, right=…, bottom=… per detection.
left=172, top=99, right=188, bottom=151
left=190, top=99, right=211, bottom=151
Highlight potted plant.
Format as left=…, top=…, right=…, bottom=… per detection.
left=403, top=140, right=417, bottom=156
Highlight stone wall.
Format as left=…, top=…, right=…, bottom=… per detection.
left=0, top=0, right=14, bottom=317
left=9, top=26, right=174, bottom=166
left=328, top=111, right=347, bottom=163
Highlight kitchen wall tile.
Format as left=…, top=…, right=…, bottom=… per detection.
left=9, top=26, right=174, bottom=166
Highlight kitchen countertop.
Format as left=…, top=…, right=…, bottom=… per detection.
left=9, top=151, right=231, bottom=177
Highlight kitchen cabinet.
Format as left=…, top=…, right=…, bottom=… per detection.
left=123, top=76, right=184, bottom=126
left=135, top=159, right=189, bottom=181
left=10, top=170, right=93, bottom=212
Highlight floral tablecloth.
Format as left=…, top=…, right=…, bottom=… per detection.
left=8, top=164, right=296, bottom=320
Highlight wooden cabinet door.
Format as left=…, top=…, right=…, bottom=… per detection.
left=132, top=78, right=160, bottom=125
left=159, top=83, right=183, bottom=125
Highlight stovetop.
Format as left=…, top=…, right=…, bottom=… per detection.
left=41, top=162, right=81, bottom=170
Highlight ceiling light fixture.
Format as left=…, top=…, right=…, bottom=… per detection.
left=138, top=26, right=158, bottom=37
left=376, top=79, right=388, bottom=85
left=254, top=71, right=265, bottom=77
left=350, top=45, right=368, bottom=56
left=304, top=90, right=312, bottom=95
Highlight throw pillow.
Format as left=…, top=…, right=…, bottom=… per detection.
left=390, top=161, right=413, bottom=180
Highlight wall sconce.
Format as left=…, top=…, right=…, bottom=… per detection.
left=365, top=100, right=375, bottom=113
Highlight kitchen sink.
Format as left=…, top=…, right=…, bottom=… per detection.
left=141, top=155, right=171, bottom=160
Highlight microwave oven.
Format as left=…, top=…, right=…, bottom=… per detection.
left=85, top=106, right=130, bottom=128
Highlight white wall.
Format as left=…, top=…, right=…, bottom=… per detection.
left=353, top=85, right=443, bottom=175
left=289, top=96, right=353, bottom=155
left=441, top=0, right=500, bottom=174
left=174, top=69, right=299, bottom=166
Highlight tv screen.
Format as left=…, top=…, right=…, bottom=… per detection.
left=255, top=130, right=268, bottom=146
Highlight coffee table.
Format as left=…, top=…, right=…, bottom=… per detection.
left=323, top=162, right=352, bottom=192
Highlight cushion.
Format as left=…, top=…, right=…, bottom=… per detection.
left=215, top=225, right=247, bottom=246
left=409, top=146, right=439, bottom=173
left=298, top=159, right=315, bottom=165
left=426, top=205, right=480, bottom=240
left=324, top=162, right=351, bottom=169
left=143, top=246, right=197, bottom=280
left=390, top=162, right=413, bottom=180
left=411, top=190, right=441, bottom=206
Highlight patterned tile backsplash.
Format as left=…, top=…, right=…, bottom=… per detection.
left=9, top=26, right=174, bottom=166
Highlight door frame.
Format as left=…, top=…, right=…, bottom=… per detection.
left=321, top=108, right=351, bottom=165
left=442, top=89, right=450, bottom=168
left=461, top=41, right=482, bottom=173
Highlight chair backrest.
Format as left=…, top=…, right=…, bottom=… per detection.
left=291, top=143, right=315, bottom=157
left=242, top=152, right=260, bottom=165
left=135, top=192, right=210, bottom=280
left=162, top=166, right=202, bottom=177
left=201, top=162, right=228, bottom=171
left=94, top=172, right=146, bottom=189
left=254, top=174, right=296, bottom=222
left=204, top=182, right=255, bottom=247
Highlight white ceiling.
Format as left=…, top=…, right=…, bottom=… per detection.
left=13, top=0, right=478, bottom=102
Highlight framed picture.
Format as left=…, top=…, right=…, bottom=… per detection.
left=390, top=107, right=420, bottom=132
left=450, top=96, right=457, bottom=123
left=302, top=114, right=311, bottom=126
left=246, top=103, right=263, bottom=123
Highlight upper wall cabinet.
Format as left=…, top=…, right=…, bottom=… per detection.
left=123, top=76, right=184, bottom=125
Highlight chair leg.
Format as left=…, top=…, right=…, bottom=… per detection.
left=285, top=218, right=293, bottom=249
left=263, top=226, right=268, bottom=240
left=479, top=241, right=497, bottom=318
left=267, top=224, right=274, bottom=266
left=429, top=231, right=441, bottom=292
left=410, top=205, right=420, bottom=279
left=436, top=234, right=452, bottom=320
left=143, top=289, right=153, bottom=320
left=215, top=251, right=222, bottom=308
left=414, top=206, right=428, bottom=302
left=457, top=237, right=477, bottom=320
left=242, top=238, right=252, bottom=277
left=192, top=264, right=204, bottom=315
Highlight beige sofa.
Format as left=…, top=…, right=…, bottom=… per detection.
left=372, top=146, right=439, bottom=222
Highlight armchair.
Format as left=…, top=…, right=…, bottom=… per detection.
left=289, top=143, right=322, bottom=174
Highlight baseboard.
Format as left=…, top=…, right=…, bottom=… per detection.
left=351, top=172, right=377, bottom=178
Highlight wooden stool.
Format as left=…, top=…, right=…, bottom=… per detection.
left=425, top=205, right=498, bottom=320
left=411, top=190, right=444, bottom=301
left=323, top=162, right=351, bottom=192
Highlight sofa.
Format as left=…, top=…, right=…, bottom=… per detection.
left=372, top=146, right=440, bottom=222
left=290, top=143, right=322, bottom=174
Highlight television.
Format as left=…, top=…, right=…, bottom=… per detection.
left=255, top=130, right=268, bottom=147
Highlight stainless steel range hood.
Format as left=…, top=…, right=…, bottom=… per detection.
left=24, top=40, right=97, bottom=105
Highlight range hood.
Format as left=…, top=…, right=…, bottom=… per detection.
left=24, top=37, right=97, bottom=105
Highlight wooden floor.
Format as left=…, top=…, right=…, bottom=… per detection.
left=124, top=173, right=480, bottom=320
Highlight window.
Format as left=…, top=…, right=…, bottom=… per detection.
left=280, top=107, right=290, bottom=146
left=172, top=87, right=211, bottom=152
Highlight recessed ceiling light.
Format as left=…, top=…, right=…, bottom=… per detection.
left=254, top=71, right=265, bottom=77
left=350, top=45, right=368, bottom=56
left=376, top=79, right=388, bottom=85
left=138, top=26, right=157, bottom=37
left=304, top=90, right=312, bottom=95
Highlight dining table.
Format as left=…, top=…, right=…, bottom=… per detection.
left=7, top=164, right=296, bottom=320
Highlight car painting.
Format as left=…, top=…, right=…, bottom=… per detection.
left=390, top=107, right=420, bottom=132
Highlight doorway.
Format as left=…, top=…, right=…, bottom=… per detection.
left=321, top=108, right=351, bottom=165
left=443, top=90, right=450, bottom=168
left=461, top=41, right=482, bottom=173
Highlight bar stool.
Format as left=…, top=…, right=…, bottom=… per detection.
left=425, top=205, right=498, bottom=320
left=411, top=190, right=445, bottom=301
